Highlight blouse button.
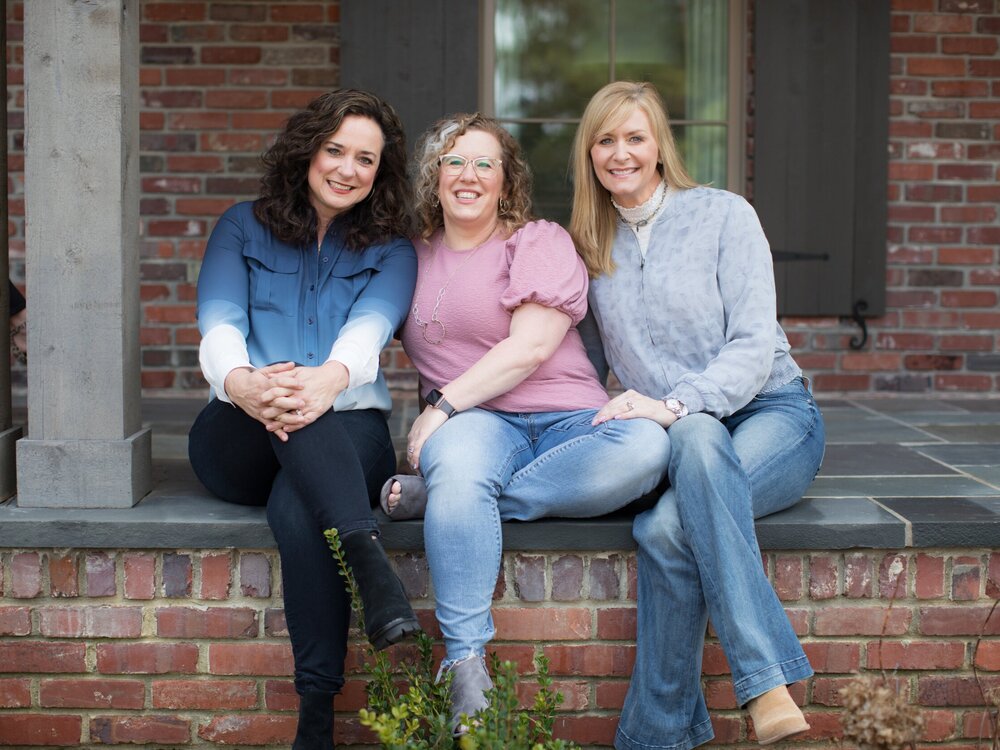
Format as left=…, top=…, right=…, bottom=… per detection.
left=307, top=352, right=314, bottom=359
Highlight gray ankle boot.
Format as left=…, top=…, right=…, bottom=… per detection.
left=440, top=655, right=492, bottom=735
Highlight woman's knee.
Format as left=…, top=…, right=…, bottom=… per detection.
left=421, top=410, right=523, bottom=487
left=189, top=402, right=275, bottom=505
left=633, top=488, right=684, bottom=549
left=667, top=414, right=735, bottom=473
left=615, top=417, right=671, bottom=472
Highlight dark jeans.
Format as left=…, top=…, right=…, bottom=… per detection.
left=188, top=400, right=397, bottom=694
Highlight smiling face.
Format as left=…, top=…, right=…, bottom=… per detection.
left=307, top=114, right=384, bottom=227
left=589, top=107, right=662, bottom=208
left=437, top=128, right=505, bottom=238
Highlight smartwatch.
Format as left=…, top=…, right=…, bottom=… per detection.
left=426, top=389, right=458, bottom=418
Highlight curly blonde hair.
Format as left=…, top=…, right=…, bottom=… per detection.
left=413, top=113, right=533, bottom=241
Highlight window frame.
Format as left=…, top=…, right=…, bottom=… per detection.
left=478, top=0, right=747, bottom=194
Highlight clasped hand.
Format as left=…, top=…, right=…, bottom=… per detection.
left=224, top=361, right=349, bottom=442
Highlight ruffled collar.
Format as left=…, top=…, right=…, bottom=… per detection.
left=613, top=180, right=669, bottom=227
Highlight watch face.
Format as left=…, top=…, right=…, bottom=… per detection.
left=427, top=389, right=443, bottom=406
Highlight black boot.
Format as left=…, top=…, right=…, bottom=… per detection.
left=292, top=691, right=335, bottom=750
left=338, top=529, right=421, bottom=650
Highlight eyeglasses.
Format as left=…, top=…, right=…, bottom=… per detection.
left=438, top=153, right=503, bottom=178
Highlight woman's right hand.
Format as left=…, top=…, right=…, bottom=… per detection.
left=592, top=389, right=678, bottom=429
left=224, top=362, right=306, bottom=440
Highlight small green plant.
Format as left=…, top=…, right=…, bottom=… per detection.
left=325, top=529, right=579, bottom=750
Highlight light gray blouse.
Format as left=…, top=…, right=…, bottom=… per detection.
left=585, top=186, right=801, bottom=418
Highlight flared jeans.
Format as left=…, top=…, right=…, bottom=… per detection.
left=615, top=378, right=825, bottom=750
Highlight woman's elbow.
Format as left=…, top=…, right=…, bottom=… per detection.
left=523, top=338, right=562, bottom=372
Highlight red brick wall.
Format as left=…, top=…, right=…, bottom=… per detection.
left=4, top=0, right=999, bottom=396
left=5, top=0, right=346, bottom=393
left=778, top=0, right=1000, bottom=394
left=1, top=547, right=998, bottom=747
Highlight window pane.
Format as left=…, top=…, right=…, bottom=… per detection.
left=614, top=0, right=687, bottom=118
left=673, top=124, right=727, bottom=187
left=494, top=0, right=609, bottom=119
left=503, top=121, right=577, bottom=224
left=615, top=0, right=728, bottom=123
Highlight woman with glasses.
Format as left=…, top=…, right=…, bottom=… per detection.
left=380, top=113, right=670, bottom=732
left=188, top=89, right=419, bottom=750
left=569, top=81, right=825, bottom=750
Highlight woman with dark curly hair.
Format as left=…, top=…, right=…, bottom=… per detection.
left=380, top=113, right=670, bottom=733
left=188, top=89, right=420, bottom=750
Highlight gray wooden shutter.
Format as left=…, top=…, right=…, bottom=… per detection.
left=340, top=0, right=480, bottom=151
left=754, top=0, right=889, bottom=317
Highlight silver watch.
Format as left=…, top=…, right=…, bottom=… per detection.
left=662, top=397, right=688, bottom=419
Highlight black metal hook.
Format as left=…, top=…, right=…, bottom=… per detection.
left=849, top=300, right=869, bottom=350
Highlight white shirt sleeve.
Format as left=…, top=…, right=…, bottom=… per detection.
left=326, top=314, right=392, bottom=390
left=199, top=324, right=252, bottom=404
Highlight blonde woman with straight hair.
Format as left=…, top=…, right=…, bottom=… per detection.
left=570, top=81, right=826, bottom=750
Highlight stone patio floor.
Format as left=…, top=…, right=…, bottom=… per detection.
left=2, top=396, right=999, bottom=551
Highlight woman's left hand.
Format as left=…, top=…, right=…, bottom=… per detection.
left=405, top=406, right=449, bottom=472
left=264, top=361, right=350, bottom=435
left=593, top=389, right=677, bottom=429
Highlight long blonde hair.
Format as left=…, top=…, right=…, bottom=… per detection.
left=413, top=113, right=534, bottom=241
left=569, top=81, right=697, bottom=278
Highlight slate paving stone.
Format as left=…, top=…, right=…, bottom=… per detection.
left=805, top=475, right=1000, bottom=498
left=821, top=412, right=937, bottom=444
left=960, top=466, right=1000, bottom=489
left=756, top=497, right=906, bottom=550
left=814, top=399, right=862, bottom=411
left=880, top=497, right=1000, bottom=547
left=916, top=444, right=1000, bottom=466
left=818, top=444, right=956, bottom=477
left=918, top=424, right=1000, bottom=443
left=885, top=412, right=1000, bottom=426
left=851, top=398, right=966, bottom=414
left=944, top=399, right=1000, bottom=412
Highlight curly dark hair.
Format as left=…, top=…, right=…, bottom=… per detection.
left=253, top=89, right=413, bottom=250
left=413, top=113, right=533, bottom=241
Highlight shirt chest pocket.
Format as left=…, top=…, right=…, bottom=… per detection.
left=329, top=253, right=381, bottom=297
left=244, top=243, right=301, bottom=317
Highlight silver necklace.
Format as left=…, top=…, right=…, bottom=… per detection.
left=411, top=224, right=498, bottom=345
left=613, top=181, right=668, bottom=228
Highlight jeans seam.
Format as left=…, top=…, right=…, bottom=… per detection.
left=503, top=420, right=608, bottom=490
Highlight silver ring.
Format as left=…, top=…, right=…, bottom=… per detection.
left=294, top=409, right=303, bottom=416
left=625, top=399, right=635, bottom=411
left=406, top=446, right=414, bottom=454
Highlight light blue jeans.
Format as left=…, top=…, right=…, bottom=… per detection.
left=420, top=407, right=671, bottom=664
left=615, top=378, right=825, bottom=750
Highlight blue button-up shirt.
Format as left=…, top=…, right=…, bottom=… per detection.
left=197, top=202, right=417, bottom=413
